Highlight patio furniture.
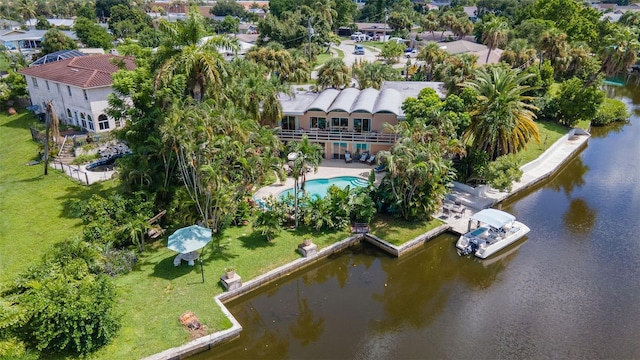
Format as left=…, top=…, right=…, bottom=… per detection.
left=173, top=251, right=200, bottom=266
left=374, top=164, right=386, bottom=172
left=359, top=152, right=369, bottom=162
left=366, top=154, right=376, bottom=165
left=345, top=152, right=353, bottom=163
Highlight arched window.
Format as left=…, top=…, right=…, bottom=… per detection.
left=80, top=113, right=87, bottom=128
left=66, top=108, right=72, bottom=118
left=98, top=114, right=110, bottom=130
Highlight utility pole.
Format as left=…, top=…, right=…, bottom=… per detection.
left=308, top=17, right=314, bottom=62
left=384, top=8, right=388, bottom=43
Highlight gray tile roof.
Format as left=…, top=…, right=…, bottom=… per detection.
left=280, top=82, right=447, bottom=118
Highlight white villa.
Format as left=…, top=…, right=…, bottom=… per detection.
left=277, top=82, right=446, bottom=159
left=19, top=54, right=136, bottom=133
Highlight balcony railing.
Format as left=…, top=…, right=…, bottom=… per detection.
left=278, top=129, right=399, bottom=144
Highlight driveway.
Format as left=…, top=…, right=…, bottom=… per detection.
left=335, top=39, right=380, bottom=67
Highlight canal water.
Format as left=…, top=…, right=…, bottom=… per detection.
left=197, top=85, right=640, bottom=359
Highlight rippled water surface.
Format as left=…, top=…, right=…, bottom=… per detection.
left=195, top=85, right=640, bottom=359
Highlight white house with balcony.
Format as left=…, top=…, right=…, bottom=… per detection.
left=19, top=54, right=136, bottom=133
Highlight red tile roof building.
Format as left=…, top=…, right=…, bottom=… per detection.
left=19, top=54, right=136, bottom=133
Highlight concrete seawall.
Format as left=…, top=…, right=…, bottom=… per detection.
left=145, top=129, right=591, bottom=359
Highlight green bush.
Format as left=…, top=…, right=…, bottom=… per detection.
left=102, top=247, right=138, bottom=277
left=1, top=239, right=121, bottom=356
left=485, top=154, right=523, bottom=192
left=592, top=97, right=629, bottom=126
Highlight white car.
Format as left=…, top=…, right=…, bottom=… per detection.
left=350, top=32, right=363, bottom=40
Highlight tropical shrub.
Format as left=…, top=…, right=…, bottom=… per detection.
left=485, top=154, right=523, bottom=192
left=102, top=247, right=138, bottom=277
left=349, top=189, right=377, bottom=224
left=553, top=77, right=604, bottom=127
left=74, top=192, right=156, bottom=249
left=253, top=196, right=286, bottom=241
left=1, top=239, right=121, bottom=356
left=592, top=97, right=629, bottom=126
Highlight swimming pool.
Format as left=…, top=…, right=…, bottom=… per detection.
left=279, top=176, right=369, bottom=199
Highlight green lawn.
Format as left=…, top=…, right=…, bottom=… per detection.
left=514, top=120, right=568, bottom=165
left=0, top=111, right=117, bottom=284
left=0, top=109, right=578, bottom=359
left=94, top=225, right=351, bottom=359
left=369, top=214, right=444, bottom=246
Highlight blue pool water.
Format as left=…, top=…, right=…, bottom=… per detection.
left=279, top=176, right=369, bottom=199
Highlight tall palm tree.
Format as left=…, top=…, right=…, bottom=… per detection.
left=434, top=53, right=477, bottom=94
left=154, top=6, right=238, bottom=101
left=16, top=0, right=35, bottom=23
left=481, top=17, right=509, bottom=65
left=462, top=67, right=540, bottom=160
left=417, top=41, right=447, bottom=81
left=538, top=28, right=568, bottom=74
left=420, top=11, right=439, bottom=40
left=287, top=135, right=323, bottom=228
left=597, top=25, right=640, bottom=79
left=315, top=0, right=337, bottom=29
left=451, top=17, right=473, bottom=40
left=316, top=58, right=350, bottom=90
left=351, top=60, right=398, bottom=89
left=500, top=39, right=538, bottom=69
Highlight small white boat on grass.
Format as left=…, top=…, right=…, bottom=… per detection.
left=456, top=209, right=530, bottom=259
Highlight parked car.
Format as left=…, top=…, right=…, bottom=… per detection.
left=404, top=47, right=416, bottom=57
left=350, top=32, right=363, bottom=40
left=354, top=44, right=365, bottom=55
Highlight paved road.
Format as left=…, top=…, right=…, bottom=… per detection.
left=336, top=39, right=380, bottom=67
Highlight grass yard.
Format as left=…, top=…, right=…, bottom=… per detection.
left=94, top=225, right=351, bottom=359
left=514, top=120, right=568, bottom=165
left=369, top=214, right=444, bottom=246
left=0, top=111, right=117, bottom=283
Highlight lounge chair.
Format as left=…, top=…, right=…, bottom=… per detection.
left=366, top=154, right=376, bottom=165
left=359, top=152, right=369, bottom=162
left=345, top=152, right=353, bottom=163
left=374, top=164, right=386, bottom=172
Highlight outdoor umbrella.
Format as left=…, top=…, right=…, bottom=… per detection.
left=168, top=225, right=212, bottom=282
left=168, top=225, right=212, bottom=253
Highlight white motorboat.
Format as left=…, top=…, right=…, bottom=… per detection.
left=456, top=209, right=530, bottom=259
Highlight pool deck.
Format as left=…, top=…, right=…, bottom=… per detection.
left=253, top=160, right=385, bottom=200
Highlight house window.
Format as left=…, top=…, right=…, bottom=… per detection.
left=83, top=90, right=88, bottom=100
left=88, top=121, right=94, bottom=130
left=98, top=114, right=110, bottom=130
left=331, top=117, right=348, bottom=131
left=45, top=81, right=49, bottom=91
left=66, top=108, right=72, bottom=119
left=353, top=118, right=371, bottom=133
left=332, top=142, right=348, bottom=159
left=67, top=86, right=72, bottom=97
left=281, top=115, right=296, bottom=130
left=32, top=77, right=38, bottom=88
left=80, top=113, right=87, bottom=128
left=356, top=143, right=369, bottom=153
left=114, top=117, right=122, bottom=127
left=310, top=117, right=326, bottom=129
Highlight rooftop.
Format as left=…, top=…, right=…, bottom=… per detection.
left=280, top=82, right=446, bottom=117
left=19, top=54, right=136, bottom=88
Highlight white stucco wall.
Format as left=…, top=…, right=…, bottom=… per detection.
left=24, top=77, right=120, bottom=133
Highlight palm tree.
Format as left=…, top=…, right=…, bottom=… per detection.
left=462, top=67, right=540, bottom=160
left=481, top=17, right=509, bottom=65
left=287, top=135, right=323, bottom=228
left=597, top=25, right=640, bottom=79
left=16, top=0, right=35, bottom=23
left=315, top=0, right=337, bottom=29
left=154, top=6, right=238, bottom=101
left=316, top=58, right=350, bottom=90
left=434, top=53, right=477, bottom=94
left=420, top=11, right=439, bottom=40
left=417, top=41, right=447, bottom=81
left=451, top=17, right=473, bottom=40
left=439, top=11, right=457, bottom=40
left=500, top=39, right=538, bottom=69
left=351, top=60, right=398, bottom=89
left=538, top=28, right=568, bottom=74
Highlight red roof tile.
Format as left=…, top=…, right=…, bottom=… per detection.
left=19, top=54, right=136, bottom=89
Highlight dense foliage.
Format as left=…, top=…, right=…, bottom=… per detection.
left=0, top=239, right=120, bottom=356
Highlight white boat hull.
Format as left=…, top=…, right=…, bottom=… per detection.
left=456, top=222, right=530, bottom=259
